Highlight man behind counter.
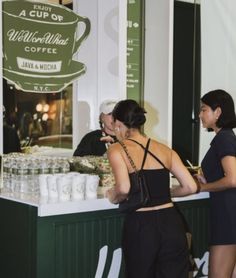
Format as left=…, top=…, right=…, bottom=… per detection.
left=73, top=100, right=117, bottom=157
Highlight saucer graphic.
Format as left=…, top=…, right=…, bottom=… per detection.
left=3, top=60, right=86, bottom=93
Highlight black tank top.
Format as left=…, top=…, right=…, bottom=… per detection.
left=128, top=139, right=172, bottom=207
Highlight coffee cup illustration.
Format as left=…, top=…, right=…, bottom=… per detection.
left=2, top=0, right=91, bottom=92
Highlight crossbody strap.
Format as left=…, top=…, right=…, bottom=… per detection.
left=119, top=140, right=138, bottom=172
left=127, top=138, right=167, bottom=169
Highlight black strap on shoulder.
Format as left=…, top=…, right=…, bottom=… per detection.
left=127, top=138, right=167, bottom=169
left=118, top=139, right=150, bottom=172
left=140, top=138, right=151, bottom=170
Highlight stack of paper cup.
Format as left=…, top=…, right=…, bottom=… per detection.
left=85, top=175, right=99, bottom=199
left=39, top=172, right=100, bottom=202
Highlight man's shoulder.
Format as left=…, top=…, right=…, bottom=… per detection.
left=83, top=129, right=102, bottom=138
left=73, top=129, right=105, bottom=156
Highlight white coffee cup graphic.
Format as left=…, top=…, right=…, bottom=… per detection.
left=2, top=1, right=91, bottom=92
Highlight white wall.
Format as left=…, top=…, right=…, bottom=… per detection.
left=73, top=0, right=175, bottom=149
left=73, top=0, right=127, bottom=149
left=200, top=0, right=236, bottom=161
left=144, top=0, right=173, bottom=146
left=145, top=0, right=236, bottom=163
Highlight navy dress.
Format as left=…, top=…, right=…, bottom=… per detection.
left=201, top=128, right=236, bottom=245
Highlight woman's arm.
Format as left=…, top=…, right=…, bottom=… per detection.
left=106, top=144, right=131, bottom=204
left=170, top=150, right=198, bottom=197
left=198, top=156, right=236, bottom=192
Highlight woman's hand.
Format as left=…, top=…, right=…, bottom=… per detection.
left=100, top=135, right=115, bottom=143
left=105, top=187, right=127, bottom=204
left=192, top=176, right=204, bottom=193
left=105, top=187, right=114, bottom=202
left=170, top=150, right=198, bottom=196
left=194, top=174, right=207, bottom=184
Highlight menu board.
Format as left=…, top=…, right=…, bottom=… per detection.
left=127, top=0, right=144, bottom=102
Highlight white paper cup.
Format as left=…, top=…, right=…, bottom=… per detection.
left=39, top=174, right=50, bottom=197
left=47, top=174, right=61, bottom=200
left=66, top=171, right=80, bottom=177
left=71, top=174, right=87, bottom=200
left=85, top=175, right=99, bottom=199
left=57, top=175, right=72, bottom=202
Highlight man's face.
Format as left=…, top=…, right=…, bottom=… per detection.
left=101, top=113, right=114, bottom=134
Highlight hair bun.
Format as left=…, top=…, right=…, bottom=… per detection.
left=112, top=99, right=147, bottom=129
left=130, top=110, right=146, bottom=127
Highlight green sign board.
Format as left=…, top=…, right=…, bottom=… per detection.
left=127, top=0, right=144, bottom=103
left=2, top=1, right=90, bottom=93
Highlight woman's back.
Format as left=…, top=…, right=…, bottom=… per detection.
left=120, top=137, right=172, bottom=206
left=120, top=137, right=172, bottom=173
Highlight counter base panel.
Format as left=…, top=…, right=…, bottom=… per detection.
left=0, top=198, right=209, bottom=278
left=0, top=199, right=37, bottom=278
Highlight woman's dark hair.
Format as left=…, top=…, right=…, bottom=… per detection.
left=112, top=99, right=146, bottom=129
left=201, top=89, right=236, bottom=130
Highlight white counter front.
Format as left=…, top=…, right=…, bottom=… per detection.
left=0, top=192, right=118, bottom=216
left=0, top=190, right=209, bottom=217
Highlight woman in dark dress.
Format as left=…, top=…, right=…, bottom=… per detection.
left=196, top=89, right=236, bottom=278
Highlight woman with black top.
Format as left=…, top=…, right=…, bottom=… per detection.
left=106, top=99, right=197, bottom=278
left=195, top=89, right=236, bottom=278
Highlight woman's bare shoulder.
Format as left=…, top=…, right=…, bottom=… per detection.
left=107, top=142, right=122, bottom=154
left=150, top=139, right=172, bottom=153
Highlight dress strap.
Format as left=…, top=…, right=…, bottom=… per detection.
left=127, top=138, right=167, bottom=169
left=118, top=139, right=150, bottom=172
left=140, top=138, right=151, bottom=170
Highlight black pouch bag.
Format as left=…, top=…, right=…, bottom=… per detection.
left=119, top=170, right=150, bottom=213
left=118, top=139, right=151, bottom=213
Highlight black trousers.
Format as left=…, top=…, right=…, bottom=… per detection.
left=122, top=207, right=189, bottom=278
